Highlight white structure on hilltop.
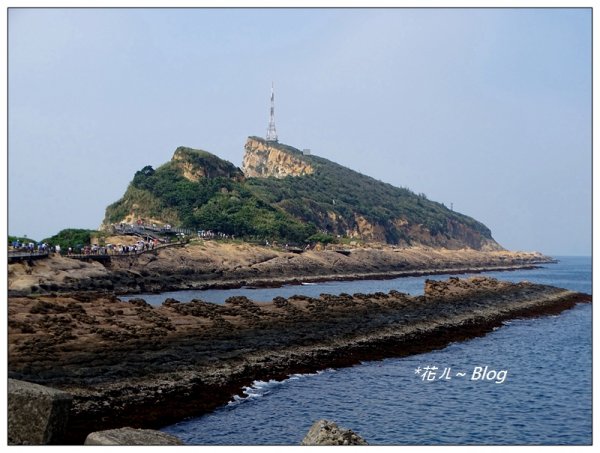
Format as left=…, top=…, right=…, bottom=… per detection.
left=266, top=82, right=278, bottom=142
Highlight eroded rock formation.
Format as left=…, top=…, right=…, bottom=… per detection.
left=7, top=242, right=554, bottom=296
left=242, top=136, right=314, bottom=178
left=171, top=146, right=244, bottom=182
left=7, top=277, right=590, bottom=443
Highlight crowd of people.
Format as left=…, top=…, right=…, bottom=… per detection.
left=77, top=239, right=159, bottom=256
left=197, top=230, right=234, bottom=240
left=10, top=240, right=61, bottom=254
left=9, top=238, right=161, bottom=257
left=10, top=225, right=316, bottom=259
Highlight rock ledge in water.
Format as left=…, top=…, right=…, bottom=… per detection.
left=84, top=427, right=183, bottom=445
left=301, top=419, right=368, bottom=445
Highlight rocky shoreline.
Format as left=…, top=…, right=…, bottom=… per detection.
left=7, top=275, right=590, bottom=444
left=7, top=241, right=556, bottom=296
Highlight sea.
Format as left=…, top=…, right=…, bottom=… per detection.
left=126, top=256, right=592, bottom=445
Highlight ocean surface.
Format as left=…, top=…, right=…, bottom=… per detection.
left=156, top=256, right=591, bottom=445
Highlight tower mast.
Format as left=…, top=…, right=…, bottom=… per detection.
left=266, top=82, right=278, bottom=143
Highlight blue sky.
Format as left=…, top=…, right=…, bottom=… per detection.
left=8, top=8, right=591, bottom=255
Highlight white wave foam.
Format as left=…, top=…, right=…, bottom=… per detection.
left=227, top=379, right=283, bottom=406
left=227, top=370, right=337, bottom=406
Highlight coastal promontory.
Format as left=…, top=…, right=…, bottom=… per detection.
left=8, top=136, right=557, bottom=298
left=7, top=136, right=573, bottom=445
left=102, top=137, right=502, bottom=250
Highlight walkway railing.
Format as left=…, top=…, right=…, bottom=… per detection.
left=8, top=250, right=50, bottom=263
left=66, top=242, right=185, bottom=261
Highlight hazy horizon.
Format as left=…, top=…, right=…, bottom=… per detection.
left=7, top=8, right=591, bottom=256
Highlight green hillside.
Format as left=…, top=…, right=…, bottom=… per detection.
left=103, top=148, right=315, bottom=243
left=103, top=140, right=499, bottom=249
left=246, top=151, right=492, bottom=244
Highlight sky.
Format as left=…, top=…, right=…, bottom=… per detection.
left=7, top=7, right=592, bottom=256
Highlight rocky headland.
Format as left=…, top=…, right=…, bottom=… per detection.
left=8, top=276, right=590, bottom=444
left=102, top=137, right=504, bottom=250
left=7, top=136, right=580, bottom=445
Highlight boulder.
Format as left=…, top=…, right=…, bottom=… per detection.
left=8, top=378, right=73, bottom=445
left=301, top=419, right=368, bottom=445
left=84, top=427, right=183, bottom=445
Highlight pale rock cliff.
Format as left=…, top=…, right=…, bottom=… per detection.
left=172, top=147, right=244, bottom=182
left=172, top=152, right=205, bottom=182
left=100, top=146, right=243, bottom=230
left=351, top=214, right=387, bottom=242
left=240, top=136, right=502, bottom=250
left=242, top=136, right=314, bottom=178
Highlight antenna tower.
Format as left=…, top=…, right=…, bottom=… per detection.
left=266, top=82, right=278, bottom=142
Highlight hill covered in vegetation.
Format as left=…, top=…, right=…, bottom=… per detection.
left=103, top=146, right=315, bottom=243
left=102, top=139, right=501, bottom=250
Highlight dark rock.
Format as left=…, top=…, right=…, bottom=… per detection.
left=273, top=296, right=289, bottom=308
left=8, top=379, right=73, bottom=445
left=225, top=296, right=262, bottom=315
left=7, top=277, right=587, bottom=442
left=301, top=419, right=368, bottom=446
left=128, top=298, right=151, bottom=308
left=163, top=297, right=181, bottom=307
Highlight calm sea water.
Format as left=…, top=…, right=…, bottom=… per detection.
left=159, top=256, right=591, bottom=445
left=122, top=256, right=589, bottom=305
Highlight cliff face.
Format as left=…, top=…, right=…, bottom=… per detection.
left=242, top=137, right=314, bottom=178
left=172, top=147, right=244, bottom=182
left=243, top=137, right=502, bottom=250
left=101, top=146, right=245, bottom=229
left=345, top=215, right=500, bottom=250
